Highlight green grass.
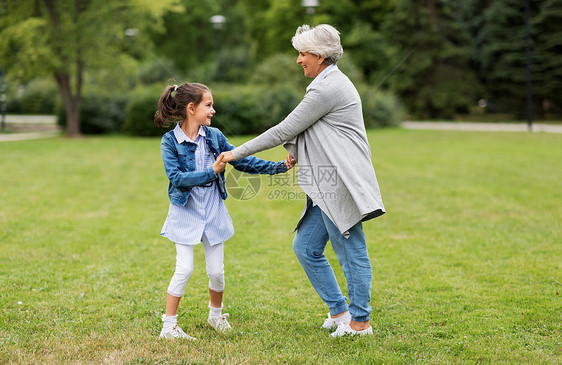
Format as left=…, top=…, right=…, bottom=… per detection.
left=0, top=129, right=560, bottom=364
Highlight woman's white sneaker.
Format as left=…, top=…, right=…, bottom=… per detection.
left=208, top=313, right=232, bottom=332
left=321, top=311, right=351, bottom=330
left=330, top=322, right=373, bottom=337
left=159, top=324, right=197, bottom=340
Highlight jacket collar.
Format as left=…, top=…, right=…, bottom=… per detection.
left=173, top=123, right=206, bottom=144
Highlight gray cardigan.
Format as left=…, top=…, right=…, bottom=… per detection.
left=232, top=69, right=385, bottom=237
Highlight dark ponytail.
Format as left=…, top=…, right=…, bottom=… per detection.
left=154, top=83, right=210, bottom=127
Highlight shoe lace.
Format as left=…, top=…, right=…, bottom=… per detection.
left=217, top=313, right=230, bottom=328
left=334, top=322, right=350, bottom=335
left=171, top=324, right=186, bottom=335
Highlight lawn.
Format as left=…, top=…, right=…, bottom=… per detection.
left=0, top=129, right=560, bottom=364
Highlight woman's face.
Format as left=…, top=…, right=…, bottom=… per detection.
left=189, top=92, right=215, bottom=126
left=297, top=51, right=327, bottom=78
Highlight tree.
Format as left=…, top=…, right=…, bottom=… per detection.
left=150, top=0, right=250, bottom=83
left=475, top=0, right=538, bottom=116
left=382, top=0, right=482, bottom=119
left=533, top=0, right=562, bottom=116
left=0, top=0, right=182, bottom=137
left=458, top=0, right=562, bottom=118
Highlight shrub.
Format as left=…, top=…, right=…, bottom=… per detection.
left=57, top=93, right=129, bottom=134
left=123, top=84, right=172, bottom=137
left=249, top=53, right=309, bottom=90
left=211, top=83, right=302, bottom=136
left=359, top=86, right=404, bottom=128
left=14, top=78, right=59, bottom=114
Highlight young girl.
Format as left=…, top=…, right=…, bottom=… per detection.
left=154, top=83, right=295, bottom=340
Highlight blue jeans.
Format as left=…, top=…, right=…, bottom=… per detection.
left=292, top=205, right=372, bottom=322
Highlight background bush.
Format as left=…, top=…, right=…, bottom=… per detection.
left=6, top=78, right=59, bottom=114
left=359, top=86, right=405, bottom=128
left=123, top=84, right=172, bottom=137
left=122, top=81, right=402, bottom=137
left=211, top=83, right=302, bottom=136
left=57, top=93, right=130, bottom=134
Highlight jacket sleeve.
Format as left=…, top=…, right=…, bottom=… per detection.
left=218, top=131, right=288, bottom=175
left=230, top=84, right=334, bottom=160
left=161, top=136, right=217, bottom=189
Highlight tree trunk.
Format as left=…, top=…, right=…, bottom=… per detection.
left=66, top=97, right=81, bottom=138
left=427, top=0, right=437, bottom=25
left=55, top=71, right=82, bottom=138
left=44, top=0, right=84, bottom=138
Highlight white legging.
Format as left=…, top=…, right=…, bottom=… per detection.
left=167, top=241, right=225, bottom=297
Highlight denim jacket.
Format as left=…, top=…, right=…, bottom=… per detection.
left=161, top=126, right=288, bottom=206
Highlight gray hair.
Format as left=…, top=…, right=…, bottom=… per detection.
left=291, top=24, right=344, bottom=65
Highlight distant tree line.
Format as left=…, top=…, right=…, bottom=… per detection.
left=153, top=0, right=561, bottom=120
left=1, top=0, right=560, bottom=136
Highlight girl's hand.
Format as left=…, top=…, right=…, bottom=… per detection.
left=285, top=153, right=296, bottom=170
left=213, top=153, right=227, bottom=174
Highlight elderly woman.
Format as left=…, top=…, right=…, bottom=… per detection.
left=221, top=24, right=385, bottom=337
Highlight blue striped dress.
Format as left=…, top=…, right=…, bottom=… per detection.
left=160, top=125, right=234, bottom=246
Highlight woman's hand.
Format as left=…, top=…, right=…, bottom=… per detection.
left=212, top=153, right=227, bottom=174
left=220, top=151, right=235, bottom=163
left=285, top=153, right=296, bottom=170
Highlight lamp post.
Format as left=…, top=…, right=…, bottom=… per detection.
left=1, top=66, right=6, bottom=133
left=210, top=15, right=226, bottom=30
left=524, top=0, right=533, bottom=132
left=210, top=15, right=226, bottom=80
left=0, top=0, right=5, bottom=131
left=124, top=28, right=138, bottom=38
left=302, top=0, right=319, bottom=15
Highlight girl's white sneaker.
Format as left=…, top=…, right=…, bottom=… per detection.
left=207, top=313, right=232, bottom=332
left=321, top=311, right=351, bottom=330
left=159, top=324, right=197, bottom=340
left=330, top=322, right=373, bottom=337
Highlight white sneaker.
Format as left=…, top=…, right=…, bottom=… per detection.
left=159, top=324, right=197, bottom=340
left=207, top=313, right=232, bottom=332
left=331, top=322, right=373, bottom=337
left=322, top=311, right=351, bottom=330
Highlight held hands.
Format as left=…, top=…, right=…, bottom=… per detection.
left=220, top=151, right=235, bottom=163
left=212, top=153, right=227, bottom=174
left=285, top=153, right=296, bottom=170
left=217, top=151, right=296, bottom=170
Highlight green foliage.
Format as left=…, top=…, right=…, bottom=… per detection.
left=359, top=87, right=404, bottom=128
left=382, top=0, right=482, bottom=119
left=152, top=0, right=248, bottom=83
left=211, top=83, right=302, bottom=136
left=4, top=0, right=561, bottom=126
left=472, top=0, right=562, bottom=117
left=121, top=52, right=402, bottom=137
left=0, top=0, right=185, bottom=136
left=0, top=16, right=55, bottom=81
left=57, top=93, right=130, bottom=134
left=7, top=78, right=59, bottom=115
left=249, top=53, right=309, bottom=89
left=123, top=84, right=173, bottom=137
left=477, top=0, right=536, bottom=116
left=533, top=0, right=562, bottom=116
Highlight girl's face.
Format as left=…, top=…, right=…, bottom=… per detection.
left=297, top=51, right=326, bottom=78
left=189, top=92, right=215, bottom=126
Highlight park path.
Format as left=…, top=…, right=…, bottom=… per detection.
left=401, top=121, right=562, bottom=133
left=0, top=114, right=61, bottom=142
left=1, top=115, right=561, bottom=142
